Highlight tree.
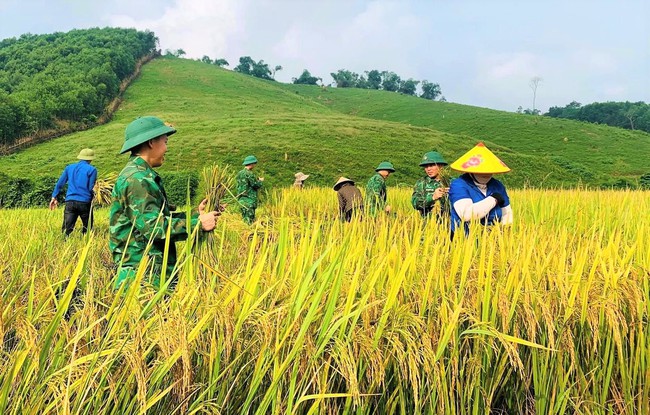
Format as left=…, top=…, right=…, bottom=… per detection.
left=365, top=70, right=382, bottom=89
left=330, top=69, right=361, bottom=88
left=234, top=56, right=255, bottom=75
left=201, top=55, right=212, bottom=64
left=398, top=78, right=419, bottom=96
left=292, top=69, right=321, bottom=85
left=529, top=76, right=542, bottom=114
left=420, top=80, right=441, bottom=100
left=234, top=56, right=273, bottom=80
left=213, top=58, right=229, bottom=67
left=252, top=60, right=272, bottom=80
left=624, top=106, right=641, bottom=130
left=0, top=27, right=158, bottom=145
left=271, top=65, right=283, bottom=79
left=381, top=71, right=401, bottom=92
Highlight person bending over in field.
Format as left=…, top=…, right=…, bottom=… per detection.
left=448, top=142, right=513, bottom=240
left=236, top=155, right=264, bottom=225
left=411, top=150, right=450, bottom=221
left=333, top=177, right=363, bottom=222
left=109, top=116, right=220, bottom=290
left=293, top=172, right=310, bottom=189
left=366, top=161, right=395, bottom=217
left=50, top=148, right=97, bottom=235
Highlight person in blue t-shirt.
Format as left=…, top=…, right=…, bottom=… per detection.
left=448, top=143, right=513, bottom=239
left=50, top=148, right=98, bottom=235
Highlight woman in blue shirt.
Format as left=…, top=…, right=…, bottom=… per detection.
left=448, top=143, right=513, bottom=239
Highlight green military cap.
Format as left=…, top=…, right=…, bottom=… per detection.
left=121, top=116, right=176, bottom=154
left=77, top=148, right=95, bottom=160
left=243, top=155, right=258, bottom=166
left=375, top=161, right=395, bottom=172
left=419, top=151, right=447, bottom=166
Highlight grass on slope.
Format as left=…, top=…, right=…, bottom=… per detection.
left=281, top=84, right=650, bottom=182
left=1, top=57, right=637, bottom=188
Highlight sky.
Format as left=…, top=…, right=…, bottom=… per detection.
left=0, top=0, right=648, bottom=112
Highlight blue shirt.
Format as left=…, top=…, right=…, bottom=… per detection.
left=449, top=173, right=510, bottom=236
left=52, top=160, right=97, bottom=202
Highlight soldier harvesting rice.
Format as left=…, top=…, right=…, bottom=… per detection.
left=366, top=161, right=395, bottom=216
left=411, top=150, right=450, bottom=221
left=109, top=116, right=220, bottom=290
left=236, top=155, right=264, bottom=225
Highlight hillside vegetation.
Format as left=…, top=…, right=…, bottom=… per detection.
left=0, top=27, right=157, bottom=145
left=1, top=57, right=648, bottom=188
left=281, top=83, right=650, bottom=184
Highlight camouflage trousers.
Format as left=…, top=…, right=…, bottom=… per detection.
left=114, top=262, right=177, bottom=291
left=239, top=199, right=257, bottom=225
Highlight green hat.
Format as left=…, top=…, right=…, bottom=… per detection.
left=77, top=148, right=95, bottom=160
left=375, top=161, right=395, bottom=172
left=243, top=155, right=258, bottom=166
left=419, top=151, right=447, bottom=166
left=121, top=116, right=176, bottom=154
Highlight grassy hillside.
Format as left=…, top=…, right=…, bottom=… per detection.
left=1, top=57, right=647, bottom=188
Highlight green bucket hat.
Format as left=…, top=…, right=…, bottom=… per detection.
left=243, top=155, right=258, bottom=166
left=375, top=161, right=395, bottom=172
left=419, top=151, right=447, bottom=166
left=77, top=148, right=95, bottom=160
left=121, top=116, right=176, bottom=154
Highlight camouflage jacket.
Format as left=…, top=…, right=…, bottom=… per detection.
left=109, top=156, right=199, bottom=277
left=365, top=173, right=387, bottom=215
left=236, top=168, right=263, bottom=206
left=411, top=176, right=450, bottom=217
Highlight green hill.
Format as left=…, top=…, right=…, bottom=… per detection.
left=1, top=57, right=648, bottom=188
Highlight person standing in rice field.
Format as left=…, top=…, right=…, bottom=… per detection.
left=366, top=161, right=395, bottom=216
left=109, top=116, right=220, bottom=290
left=293, top=172, right=309, bottom=189
left=333, top=177, right=363, bottom=222
left=448, top=142, right=513, bottom=240
left=411, top=150, right=450, bottom=221
left=49, top=148, right=98, bottom=235
left=236, top=155, right=264, bottom=225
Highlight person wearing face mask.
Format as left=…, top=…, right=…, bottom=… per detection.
left=448, top=142, right=513, bottom=239
left=411, top=150, right=450, bottom=221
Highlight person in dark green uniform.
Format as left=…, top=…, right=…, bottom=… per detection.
left=366, top=161, right=395, bottom=216
left=411, top=150, right=450, bottom=220
left=236, top=155, right=264, bottom=224
left=109, top=116, right=220, bottom=290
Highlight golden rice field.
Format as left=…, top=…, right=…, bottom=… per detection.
left=0, top=188, right=648, bottom=414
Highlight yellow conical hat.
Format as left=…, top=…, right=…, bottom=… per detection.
left=450, top=142, right=511, bottom=174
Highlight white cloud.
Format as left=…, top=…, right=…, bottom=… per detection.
left=483, top=52, right=541, bottom=80
left=107, top=0, right=244, bottom=58
left=571, top=50, right=617, bottom=73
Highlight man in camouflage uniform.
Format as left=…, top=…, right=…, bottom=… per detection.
left=366, top=161, right=395, bottom=216
left=411, top=150, right=450, bottom=220
left=236, top=155, right=264, bottom=225
left=109, top=116, right=219, bottom=290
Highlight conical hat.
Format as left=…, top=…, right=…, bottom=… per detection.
left=333, top=177, right=354, bottom=191
left=450, top=142, right=511, bottom=174
left=294, top=172, right=309, bottom=181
